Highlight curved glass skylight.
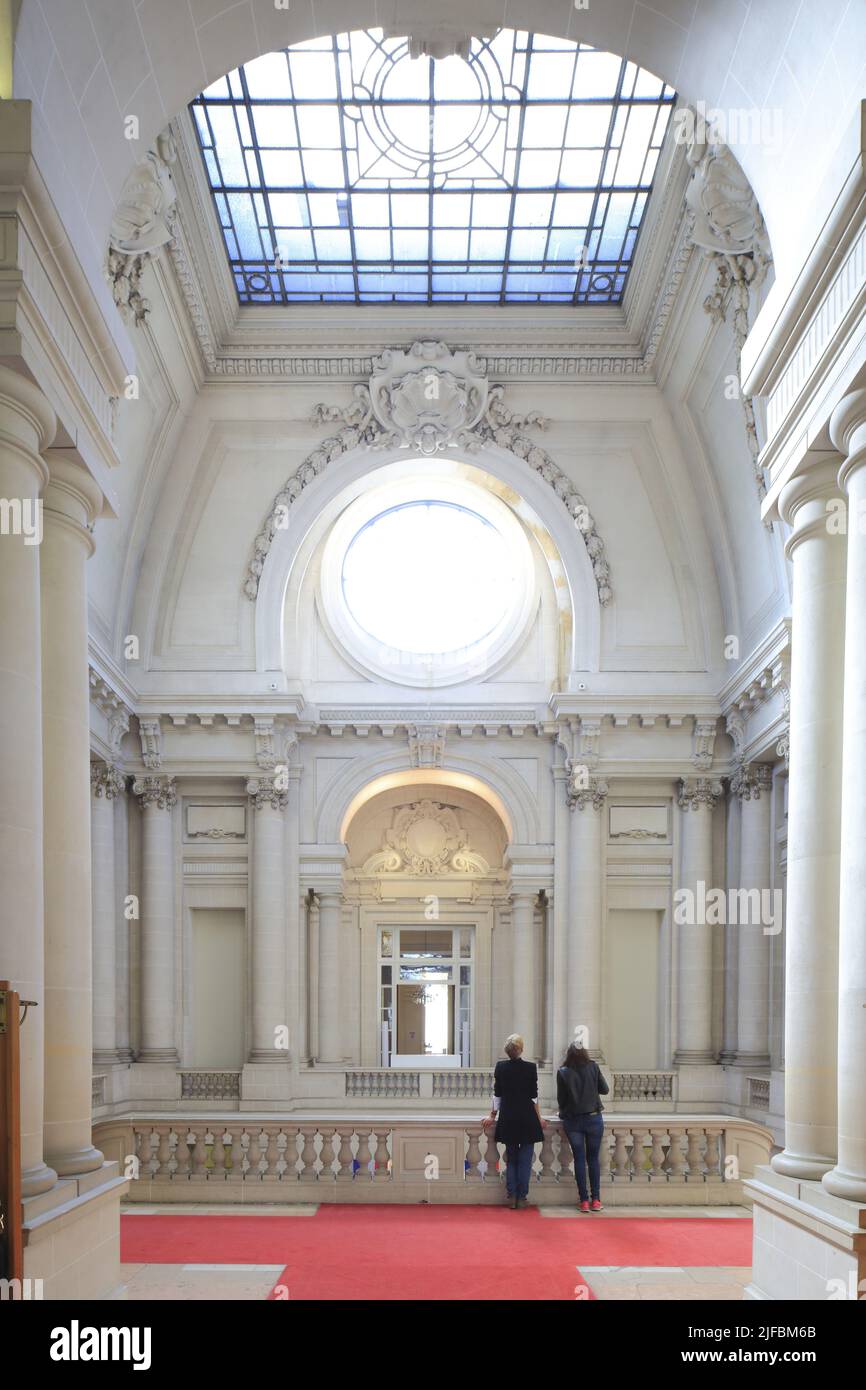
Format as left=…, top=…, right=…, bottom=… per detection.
left=191, top=28, right=675, bottom=305
left=341, top=501, right=516, bottom=653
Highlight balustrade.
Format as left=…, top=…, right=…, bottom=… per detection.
left=114, top=1117, right=768, bottom=1198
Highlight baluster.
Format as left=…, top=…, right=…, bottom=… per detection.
left=465, top=1127, right=483, bottom=1181
left=556, top=1126, right=573, bottom=1182
left=484, top=1129, right=499, bottom=1181
left=164, top=1129, right=179, bottom=1177
left=356, top=1129, right=373, bottom=1179
left=258, top=1126, right=276, bottom=1180
left=630, top=1127, right=647, bottom=1180
left=246, top=1129, right=261, bottom=1179
left=611, top=1127, right=630, bottom=1180
left=239, top=1130, right=251, bottom=1177
left=152, top=1126, right=170, bottom=1178
left=188, top=1129, right=205, bottom=1180
left=319, top=1129, right=336, bottom=1181
left=226, top=1129, right=243, bottom=1177
left=649, top=1128, right=666, bottom=1179
left=174, top=1130, right=190, bottom=1178
left=537, top=1128, right=556, bottom=1184
left=665, top=1128, right=685, bottom=1180
left=336, top=1128, right=355, bottom=1181
left=685, top=1128, right=705, bottom=1181
left=704, top=1128, right=722, bottom=1182
left=298, top=1126, right=318, bottom=1181
left=274, top=1128, right=291, bottom=1179
left=373, top=1129, right=390, bottom=1178
left=226, top=1128, right=240, bottom=1173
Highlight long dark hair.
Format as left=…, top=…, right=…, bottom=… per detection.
left=562, top=1043, right=592, bottom=1070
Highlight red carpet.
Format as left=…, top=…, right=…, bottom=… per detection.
left=122, top=1208, right=751, bottom=1301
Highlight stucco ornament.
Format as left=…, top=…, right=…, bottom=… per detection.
left=243, top=342, right=613, bottom=606
left=108, top=132, right=179, bottom=325
left=368, top=342, right=488, bottom=454
left=362, top=799, right=489, bottom=876
left=684, top=130, right=773, bottom=514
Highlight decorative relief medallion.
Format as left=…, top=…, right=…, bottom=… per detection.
left=362, top=799, right=489, bottom=876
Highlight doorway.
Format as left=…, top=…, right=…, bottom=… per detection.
left=380, top=926, right=473, bottom=1065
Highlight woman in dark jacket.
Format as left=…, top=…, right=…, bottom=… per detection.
left=487, top=1034, right=545, bottom=1209
left=557, top=1043, right=609, bottom=1211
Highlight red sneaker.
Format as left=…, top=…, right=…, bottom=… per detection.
left=579, top=1200, right=590, bottom=1213
left=590, top=1199, right=604, bottom=1212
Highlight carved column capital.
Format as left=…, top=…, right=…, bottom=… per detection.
left=568, top=773, right=609, bottom=812
left=677, top=777, right=723, bottom=811
left=246, top=776, right=288, bottom=812
left=731, top=761, right=773, bottom=801
left=90, top=761, right=126, bottom=800
left=132, top=775, right=177, bottom=811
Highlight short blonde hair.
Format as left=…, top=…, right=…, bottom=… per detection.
left=504, top=1034, right=524, bottom=1060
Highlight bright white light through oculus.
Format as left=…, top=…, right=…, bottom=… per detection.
left=341, top=500, right=517, bottom=654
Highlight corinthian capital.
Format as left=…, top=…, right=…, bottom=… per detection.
left=133, top=776, right=177, bottom=811
left=568, top=773, right=609, bottom=812
left=677, top=777, right=723, bottom=811
left=731, top=761, right=772, bottom=801
left=90, top=762, right=126, bottom=800
left=246, top=776, right=288, bottom=812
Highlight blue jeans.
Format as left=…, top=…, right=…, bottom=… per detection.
left=504, top=1142, right=536, bottom=1199
left=563, top=1113, right=605, bottom=1202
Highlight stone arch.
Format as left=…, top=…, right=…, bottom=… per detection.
left=253, top=437, right=603, bottom=677
left=317, top=753, right=543, bottom=847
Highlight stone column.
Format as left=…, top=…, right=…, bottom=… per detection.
left=733, top=762, right=773, bottom=1067
left=0, top=365, right=57, bottom=1197
left=41, top=450, right=105, bottom=1177
left=675, top=778, right=722, bottom=1064
left=132, top=776, right=178, bottom=1061
left=551, top=763, right=570, bottom=1060
left=567, top=774, right=607, bottom=1058
left=317, top=891, right=343, bottom=1063
left=511, top=892, right=539, bottom=1060
left=773, top=463, right=846, bottom=1180
left=824, top=391, right=866, bottom=1201
left=91, top=762, right=125, bottom=1065
left=720, top=778, right=741, bottom=1061
left=246, top=776, right=287, bottom=1061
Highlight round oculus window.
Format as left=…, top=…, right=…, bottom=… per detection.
left=340, top=499, right=518, bottom=655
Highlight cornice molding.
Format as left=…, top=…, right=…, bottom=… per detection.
left=164, top=109, right=697, bottom=385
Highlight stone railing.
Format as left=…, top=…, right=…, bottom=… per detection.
left=96, top=1115, right=773, bottom=1207
left=748, top=1077, right=770, bottom=1110
left=432, top=1070, right=494, bottom=1100
left=179, top=1070, right=242, bottom=1102
left=612, top=1072, right=676, bottom=1104
left=345, top=1070, right=420, bottom=1099
left=92, top=1074, right=107, bottom=1108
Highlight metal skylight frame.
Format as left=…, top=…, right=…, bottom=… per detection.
left=190, top=28, right=676, bottom=306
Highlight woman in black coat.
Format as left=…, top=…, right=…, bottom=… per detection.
left=486, top=1034, right=545, bottom=1209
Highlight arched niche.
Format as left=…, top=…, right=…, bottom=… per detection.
left=255, top=441, right=600, bottom=679
left=318, top=758, right=541, bottom=847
